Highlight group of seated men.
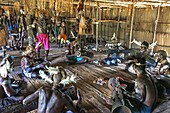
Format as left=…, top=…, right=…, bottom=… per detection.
left=0, top=45, right=85, bottom=113
left=0, top=39, right=170, bottom=113
left=94, top=40, right=170, bottom=113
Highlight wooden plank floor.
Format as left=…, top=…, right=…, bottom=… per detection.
left=0, top=44, right=136, bottom=113
left=10, top=62, right=135, bottom=113
left=63, top=63, right=135, bottom=113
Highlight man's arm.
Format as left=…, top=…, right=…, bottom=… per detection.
left=22, top=57, right=43, bottom=73
left=1, top=80, right=17, bottom=97
left=134, top=81, right=145, bottom=101
left=63, top=95, right=78, bottom=113
left=23, top=87, right=41, bottom=105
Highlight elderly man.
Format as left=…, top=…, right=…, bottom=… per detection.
left=21, top=45, right=45, bottom=78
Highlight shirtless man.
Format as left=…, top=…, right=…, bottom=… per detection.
left=18, top=13, right=26, bottom=49
left=106, top=53, right=157, bottom=113
left=153, top=50, right=169, bottom=75
left=0, top=7, right=8, bottom=57
left=0, top=55, right=24, bottom=108
left=58, top=21, right=67, bottom=47
left=23, top=85, right=82, bottom=113
left=152, top=50, right=170, bottom=97
left=32, top=11, right=50, bottom=62
left=21, top=45, right=45, bottom=78
left=26, top=14, right=35, bottom=46
left=125, top=41, right=150, bottom=71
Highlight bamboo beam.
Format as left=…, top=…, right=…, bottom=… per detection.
left=96, top=2, right=100, bottom=50
left=134, top=21, right=170, bottom=24
left=157, top=44, right=170, bottom=48
left=129, top=4, right=135, bottom=49
left=94, top=19, right=126, bottom=23
left=72, top=1, right=170, bottom=8
left=152, top=5, right=161, bottom=52
left=116, top=7, right=121, bottom=43
left=0, top=3, right=14, bottom=6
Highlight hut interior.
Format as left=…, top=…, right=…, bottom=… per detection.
left=0, top=0, right=170, bottom=113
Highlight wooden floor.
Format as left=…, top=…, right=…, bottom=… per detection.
left=63, top=63, right=135, bottom=113
left=0, top=44, right=136, bottom=113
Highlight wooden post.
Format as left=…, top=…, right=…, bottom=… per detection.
left=101, top=8, right=103, bottom=44
left=129, top=4, right=135, bottom=49
left=96, top=6, right=99, bottom=50
left=99, top=8, right=102, bottom=45
left=116, top=7, right=121, bottom=43
left=152, top=5, right=161, bottom=52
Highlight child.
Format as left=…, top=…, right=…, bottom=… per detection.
left=10, top=36, right=19, bottom=50
left=58, top=21, right=67, bottom=47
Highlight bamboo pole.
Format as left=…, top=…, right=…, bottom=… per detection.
left=100, top=8, right=103, bottom=44
left=152, top=5, right=161, bottom=52
left=116, top=7, right=121, bottom=43
left=129, top=4, right=135, bottom=48
left=96, top=2, right=100, bottom=50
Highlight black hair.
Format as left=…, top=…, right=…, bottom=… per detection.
left=125, top=51, right=146, bottom=69
left=157, top=50, right=167, bottom=59
left=141, top=41, right=149, bottom=48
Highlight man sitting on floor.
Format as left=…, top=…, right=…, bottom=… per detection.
left=21, top=45, right=46, bottom=78
left=0, top=55, right=24, bottom=108
left=23, top=84, right=84, bottom=113
left=105, top=52, right=157, bottom=113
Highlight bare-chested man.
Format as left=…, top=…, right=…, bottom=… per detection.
left=23, top=85, right=82, bottom=113
left=0, top=55, right=24, bottom=108
left=32, top=11, right=50, bottom=62
left=105, top=53, right=157, bottom=113
left=0, top=7, right=8, bottom=57
left=21, top=45, right=45, bottom=78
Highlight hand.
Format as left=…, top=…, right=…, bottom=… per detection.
left=76, top=89, right=81, bottom=99
left=23, top=99, right=27, bottom=105
left=105, top=97, right=112, bottom=105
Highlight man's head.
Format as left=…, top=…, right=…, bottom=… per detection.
left=61, top=21, right=65, bottom=27
left=38, top=10, right=45, bottom=19
left=0, top=7, right=5, bottom=16
left=141, top=41, right=149, bottom=51
left=126, top=51, right=146, bottom=72
left=156, top=50, right=167, bottom=62
left=23, top=46, right=36, bottom=57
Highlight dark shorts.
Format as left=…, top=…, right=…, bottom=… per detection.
left=125, top=98, right=151, bottom=113
left=0, top=97, right=16, bottom=108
